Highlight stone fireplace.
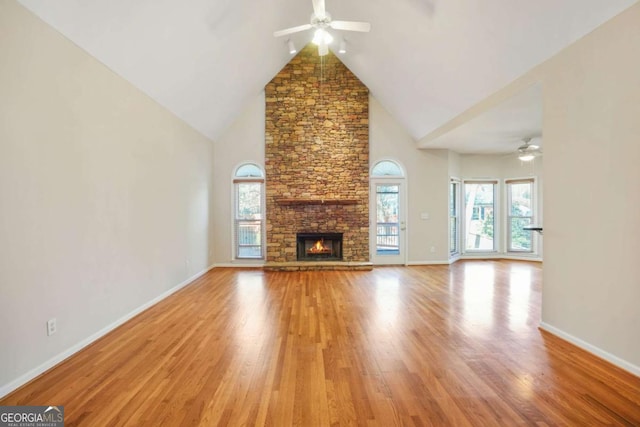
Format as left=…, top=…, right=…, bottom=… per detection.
left=264, top=44, right=371, bottom=271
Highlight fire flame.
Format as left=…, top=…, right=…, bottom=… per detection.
left=308, top=238, right=331, bottom=254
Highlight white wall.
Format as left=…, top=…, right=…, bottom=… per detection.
left=460, top=155, right=505, bottom=178
left=369, top=97, right=450, bottom=264
left=0, top=1, right=214, bottom=394
left=540, top=4, right=640, bottom=373
left=448, top=150, right=462, bottom=179
left=212, top=92, right=266, bottom=265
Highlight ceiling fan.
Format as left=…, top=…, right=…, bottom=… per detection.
left=516, top=137, right=542, bottom=161
left=273, top=0, right=371, bottom=56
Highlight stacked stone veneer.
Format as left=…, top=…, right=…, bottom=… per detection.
left=265, top=44, right=369, bottom=264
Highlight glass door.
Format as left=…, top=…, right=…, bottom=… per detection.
left=371, top=181, right=405, bottom=265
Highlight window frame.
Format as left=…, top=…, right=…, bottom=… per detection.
left=449, top=178, right=461, bottom=257
left=375, top=183, right=401, bottom=256
left=505, top=178, right=536, bottom=254
left=371, top=160, right=404, bottom=178
left=370, top=159, right=407, bottom=265
left=233, top=163, right=265, bottom=260
left=462, top=180, right=499, bottom=254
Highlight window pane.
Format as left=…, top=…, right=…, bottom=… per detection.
left=235, top=164, right=263, bottom=178
left=510, top=217, right=532, bottom=251
left=236, top=219, right=262, bottom=258
left=464, top=183, right=495, bottom=251
left=450, top=182, right=459, bottom=255
left=237, top=183, right=262, bottom=219
left=376, top=184, right=399, bottom=255
left=238, top=246, right=262, bottom=258
left=508, top=180, right=534, bottom=253
left=450, top=217, right=458, bottom=254
left=510, top=183, right=532, bottom=216
left=372, top=161, right=403, bottom=177
left=237, top=220, right=261, bottom=245
left=377, top=197, right=398, bottom=223
left=450, top=183, right=457, bottom=216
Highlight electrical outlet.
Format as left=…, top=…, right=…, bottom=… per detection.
left=430, top=246, right=436, bottom=253
left=47, top=318, right=57, bottom=336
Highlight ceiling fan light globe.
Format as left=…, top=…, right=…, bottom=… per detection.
left=324, top=31, right=333, bottom=44
left=518, top=153, right=536, bottom=161
left=312, top=28, right=333, bottom=45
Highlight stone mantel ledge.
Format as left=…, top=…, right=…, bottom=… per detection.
left=275, top=198, right=359, bottom=206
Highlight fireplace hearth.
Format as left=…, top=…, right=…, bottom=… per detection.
left=297, top=233, right=343, bottom=261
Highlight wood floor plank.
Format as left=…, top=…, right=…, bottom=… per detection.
left=2, top=261, right=639, bottom=426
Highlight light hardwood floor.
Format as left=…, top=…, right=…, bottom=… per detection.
left=2, top=260, right=639, bottom=425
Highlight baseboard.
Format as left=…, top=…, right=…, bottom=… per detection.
left=460, top=254, right=501, bottom=260
left=460, top=254, right=543, bottom=262
left=213, top=262, right=265, bottom=268
left=215, top=258, right=541, bottom=268
left=406, top=261, right=451, bottom=265
left=0, top=264, right=216, bottom=400
left=539, top=322, right=640, bottom=377
left=500, top=255, right=543, bottom=262
left=399, top=257, right=540, bottom=266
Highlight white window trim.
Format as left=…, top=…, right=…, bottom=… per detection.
left=371, top=158, right=407, bottom=178
left=231, top=162, right=266, bottom=262
left=504, top=176, right=538, bottom=256
left=370, top=159, right=408, bottom=265
left=462, top=179, right=500, bottom=254
left=449, top=177, right=461, bottom=259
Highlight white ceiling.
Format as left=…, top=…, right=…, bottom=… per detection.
left=418, top=83, right=542, bottom=154
left=17, top=0, right=637, bottom=145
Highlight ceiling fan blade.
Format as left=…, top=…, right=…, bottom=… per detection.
left=329, top=20, right=371, bottom=32
left=518, top=144, right=540, bottom=152
left=273, top=24, right=312, bottom=37
left=312, top=0, right=326, bottom=20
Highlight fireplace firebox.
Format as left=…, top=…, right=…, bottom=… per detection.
left=296, top=233, right=343, bottom=261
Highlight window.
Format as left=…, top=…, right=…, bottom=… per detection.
left=376, top=184, right=400, bottom=255
left=450, top=179, right=460, bottom=256
left=507, top=179, right=534, bottom=252
left=372, top=160, right=403, bottom=177
left=464, top=181, right=497, bottom=252
left=234, top=163, right=264, bottom=259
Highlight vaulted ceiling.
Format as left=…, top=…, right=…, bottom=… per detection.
left=17, top=0, right=637, bottom=149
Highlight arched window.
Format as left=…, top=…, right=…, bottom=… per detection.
left=235, top=163, right=263, bottom=178
left=371, top=160, right=404, bottom=177
left=234, top=163, right=264, bottom=259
